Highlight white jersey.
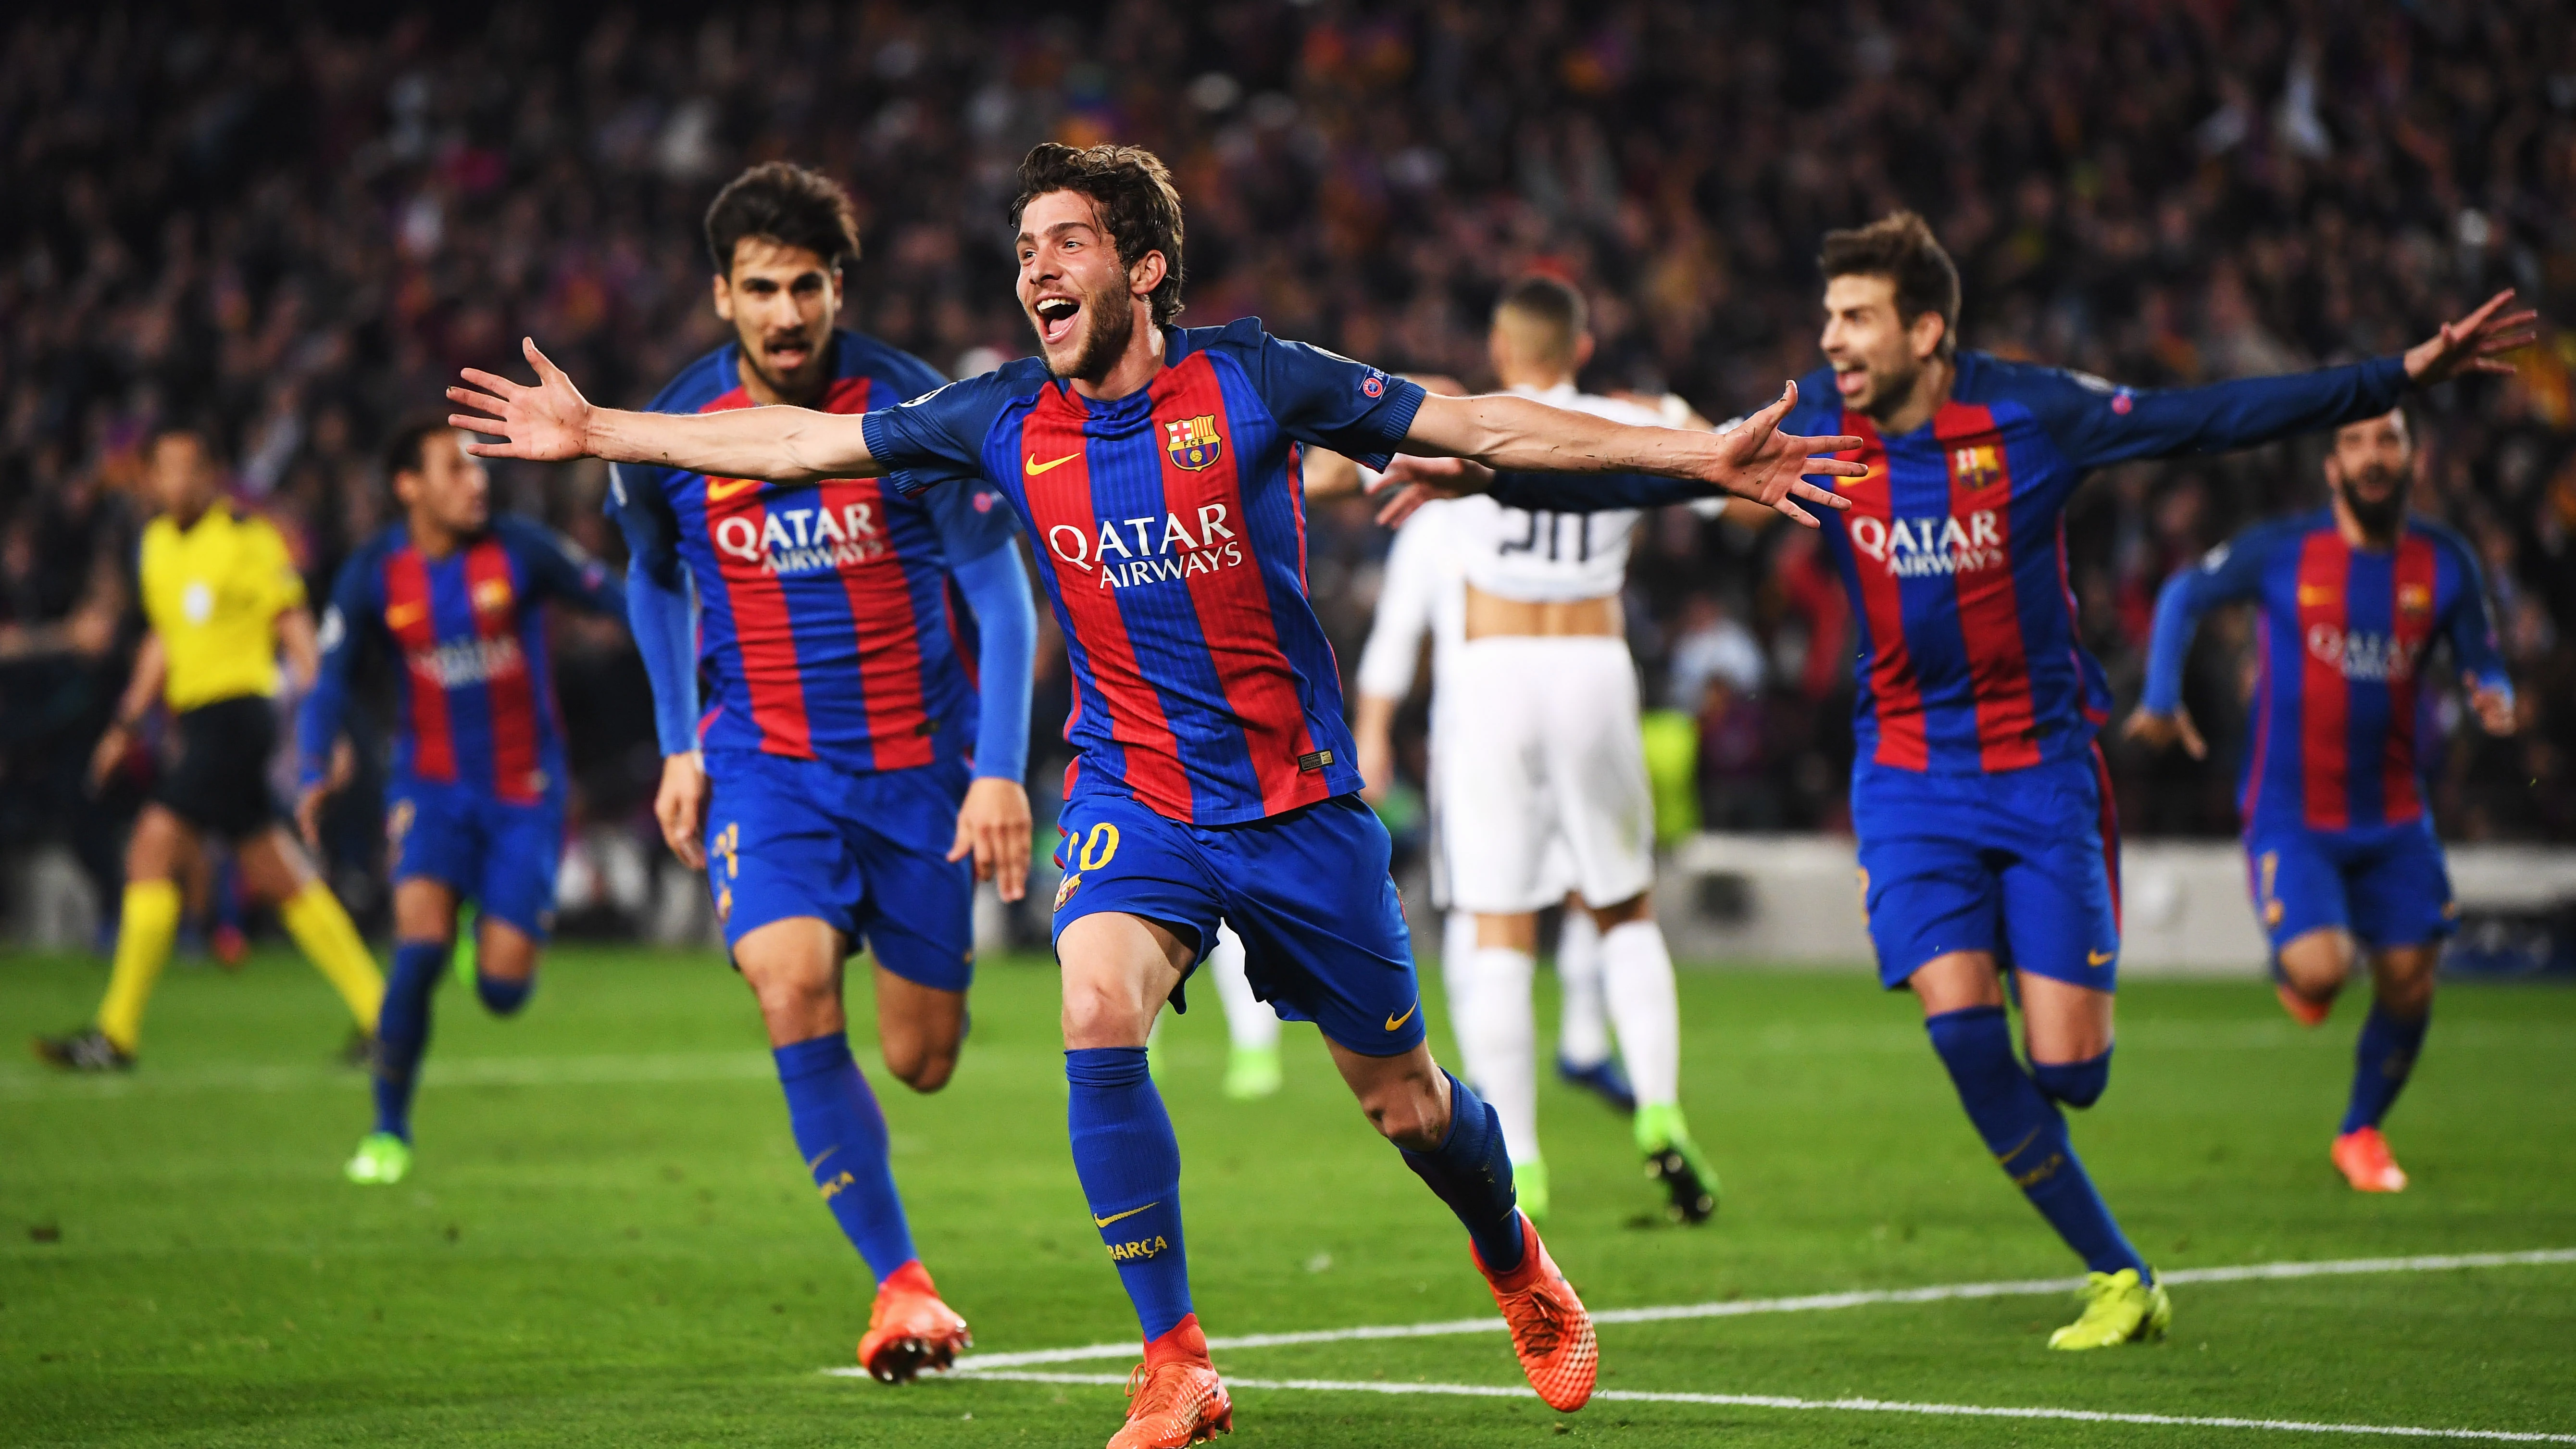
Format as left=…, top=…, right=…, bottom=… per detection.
left=1354, top=498, right=1468, bottom=724
left=1453, top=382, right=1666, bottom=603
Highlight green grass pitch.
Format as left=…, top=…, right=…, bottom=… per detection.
left=3, top=944, right=2572, bottom=1447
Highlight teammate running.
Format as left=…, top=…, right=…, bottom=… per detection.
left=1384, top=214, right=2532, bottom=1352
left=2129, top=407, right=2514, bottom=1193
left=1432, top=277, right=1713, bottom=1225
left=296, top=421, right=626, bottom=1185
left=447, top=142, right=1861, bottom=1447
left=37, top=426, right=384, bottom=1072
left=604, top=163, right=1038, bottom=1385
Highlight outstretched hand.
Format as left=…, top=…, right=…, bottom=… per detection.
left=448, top=338, right=596, bottom=462
left=1369, top=455, right=1485, bottom=527
left=2404, top=289, right=2539, bottom=386
left=2466, top=676, right=2516, bottom=737
left=1711, top=382, right=1863, bottom=526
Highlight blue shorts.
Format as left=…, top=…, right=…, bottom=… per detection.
left=1851, top=748, right=2122, bottom=993
left=1050, top=792, right=1425, bottom=1057
left=703, top=749, right=975, bottom=994
left=2245, top=818, right=2456, bottom=953
left=388, top=780, right=563, bottom=942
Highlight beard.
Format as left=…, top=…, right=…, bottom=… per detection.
left=2337, top=465, right=2409, bottom=540
left=1049, top=287, right=1135, bottom=384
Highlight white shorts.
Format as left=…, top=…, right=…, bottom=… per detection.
left=1440, top=636, right=1655, bottom=914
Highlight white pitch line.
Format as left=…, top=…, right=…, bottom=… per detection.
left=0, top=1049, right=776, bottom=1100
left=942, top=1370, right=2576, bottom=1444
left=918, top=1248, right=2576, bottom=1370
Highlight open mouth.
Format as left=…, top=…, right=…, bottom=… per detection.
left=1832, top=365, right=1868, bottom=399
left=763, top=337, right=814, bottom=372
left=1034, top=296, right=1081, bottom=347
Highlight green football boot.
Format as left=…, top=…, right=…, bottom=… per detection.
left=1635, top=1103, right=1719, bottom=1224
left=1222, top=1043, right=1283, bottom=1100
left=344, top=1131, right=413, bottom=1186
left=2047, top=1268, right=2172, bottom=1350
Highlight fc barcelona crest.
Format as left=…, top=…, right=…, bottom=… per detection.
left=1166, top=414, right=1224, bottom=471
left=1951, top=443, right=2004, bottom=491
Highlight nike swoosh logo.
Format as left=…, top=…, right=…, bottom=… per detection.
left=1092, top=1202, right=1157, bottom=1228
left=2087, top=949, right=2115, bottom=967
left=1026, top=450, right=1083, bottom=476
left=805, top=1147, right=837, bottom=1172
left=707, top=476, right=763, bottom=502
left=1385, top=1002, right=1419, bottom=1032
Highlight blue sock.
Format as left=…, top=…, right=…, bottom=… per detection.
left=1926, top=1006, right=2147, bottom=1279
left=475, top=972, right=534, bottom=1016
left=372, top=940, right=448, bottom=1142
left=2031, top=1048, right=2113, bottom=1110
left=775, top=1033, right=916, bottom=1283
left=1066, top=1047, right=1193, bottom=1341
left=2341, top=1001, right=2429, bottom=1135
left=1399, top=1070, right=1526, bottom=1274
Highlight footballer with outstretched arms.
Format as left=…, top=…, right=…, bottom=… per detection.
left=602, top=163, right=1041, bottom=1384
left=1381, top=213, right=2534, bottom=1353
left=2128, top=407, right=2514, bottom=1194
left=449, top=142, right=1862, bottom=1448
left=296, top=421, right=626, bottom=1186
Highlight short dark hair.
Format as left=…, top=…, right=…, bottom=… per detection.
left=704, top=162, right=863, bottom=277
left=146, top=421, right=216, bottom=459
left=1818, top=211, right=1962, bottom=361
left=1010, top=143, right=1187, bottom=326
left=1493, top=275, right=1588, bottom=362
left=382, top=417, right=453, bottom=484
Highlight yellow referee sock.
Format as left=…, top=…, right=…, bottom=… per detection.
left=279, top=882, right=384, bottom=1035
left=97, top=879, right=183, bottom=1054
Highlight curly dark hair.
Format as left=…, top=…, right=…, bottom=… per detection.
left=1818, top=211, right=1962, bottom=361
left=1009, top=143, right=1187, bottom=326
left=703, top=161, right=862, bottom=276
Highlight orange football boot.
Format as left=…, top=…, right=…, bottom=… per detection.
left=855, top=1260, right=973, bottom=1383
left=2331, top=1126, right=2409, bottom=1193
left=1108, top=1315, right=1231, bottom=1449
left=1474, top=1212, right=1597, bottom=1412
left=2275, top=981, right=2332, bottom=1028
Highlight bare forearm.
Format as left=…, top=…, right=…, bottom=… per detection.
left=586, top=405, right=882, bottom=483
left=118, top=636, right=166, bottom=722
left=1408, top=394, right=1716, bottom=477
left=276, top=609, right=320, bottom=691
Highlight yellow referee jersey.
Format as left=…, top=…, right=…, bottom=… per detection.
left=138, top=503, right=307, bottom=712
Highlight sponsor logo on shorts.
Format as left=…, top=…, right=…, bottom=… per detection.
left=1052, top=872, right=1082, bottom=911
left=2086, top=949, right=2115, bottom=967
left=1385, top=1001, right=1419, bottom=1032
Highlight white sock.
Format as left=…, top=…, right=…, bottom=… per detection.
left=1460, top=947, right=1540, bottom=1166
left=1206, top=924, right=1278, bottom=1051
left=1600, top=920, right=1681, bottom=1110
left=1554, top=905, right=1611, bottom=1068
left=1439, top=911, right=1477, bottom=1056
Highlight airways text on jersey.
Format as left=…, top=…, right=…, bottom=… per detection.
left=1040, top=504, right=1245, bottom=589
left=708, top=486, right=895, bottom=575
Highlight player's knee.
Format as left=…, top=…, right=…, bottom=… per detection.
left=882, top=1034, right=959, bottom=1094
left=2374, top=950, right=2437, bottom=1020
left=1356, top=1075, right=1446, bottom=1151
left=2030, top=1049, right=2112, bottom=1110
left=2276, top=931, right=2353, bottom=998
left=475, top=973, right=535, bottom=1017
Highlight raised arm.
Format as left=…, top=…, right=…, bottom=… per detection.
left=2047, top=290, right=2538, bottom=470
left=450, top=338, right=882, bottom=483
left=1398, top=381, right=1861, bottom=527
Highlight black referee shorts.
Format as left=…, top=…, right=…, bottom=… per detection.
left=153, top=695, right=285, bottom=841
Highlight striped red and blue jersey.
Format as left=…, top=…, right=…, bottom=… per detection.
left=2144, top=511, right=2508, bottom=834
left=862, top=317, right=1428, bottom=826
left=1777, top=351, right=2410, bottom=774
left=605, top=331, right=1018, bottom=775
left=299, top=515, right=623, bottom=804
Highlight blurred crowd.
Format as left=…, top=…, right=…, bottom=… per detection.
left=5, top=1, right=2573, bottom=935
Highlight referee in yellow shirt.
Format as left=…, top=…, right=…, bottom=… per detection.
left=35, top=426, right=383, bottom=1071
